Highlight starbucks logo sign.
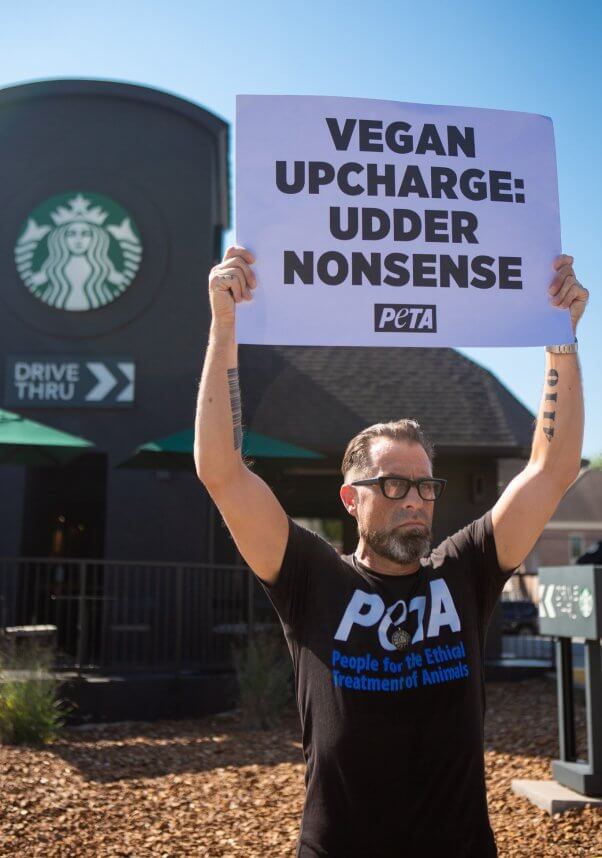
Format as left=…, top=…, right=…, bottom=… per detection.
left=578, top=587, right=593, bottom=619
left=14, top=192, right=143, bottom=312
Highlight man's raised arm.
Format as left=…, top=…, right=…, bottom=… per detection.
left=194, top=245, right=289, bottom=584
left=492, top=253, right=589, bottom=572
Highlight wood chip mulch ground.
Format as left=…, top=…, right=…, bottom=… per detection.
left=0, top=677, right=601, bottom=857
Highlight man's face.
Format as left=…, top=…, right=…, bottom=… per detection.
left=341, top=438, right=435, bottom=564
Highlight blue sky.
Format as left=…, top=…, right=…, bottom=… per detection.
left=1, top=0, right=600, bottom=456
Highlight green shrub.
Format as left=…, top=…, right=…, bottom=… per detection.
left=231, top=630, right=293, bottom=730
left=0, top=639, right=74, bottom=746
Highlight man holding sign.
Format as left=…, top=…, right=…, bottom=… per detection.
left=195, top=242, right=587, bottom=857
left=235, top=95, right=575, bottom=349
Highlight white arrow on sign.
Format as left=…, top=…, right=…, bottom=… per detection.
left=85, top=363, right=118, bottom=401
left=539, top=584, right=556, bottom=619
left=116, top=362, right=135, bottom=402
left=538, top=584, right=546, bottom=617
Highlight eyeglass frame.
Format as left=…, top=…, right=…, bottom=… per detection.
left=350, top=475, right=447, bottom=501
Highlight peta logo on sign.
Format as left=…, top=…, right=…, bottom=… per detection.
left=374, top=304, right=437, bottom=333
left=334, top=579, right=460, bottom=651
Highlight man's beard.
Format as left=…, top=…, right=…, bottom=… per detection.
left=358, top=519, right=432, bottom=565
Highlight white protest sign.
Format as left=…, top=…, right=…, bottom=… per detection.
left=236, top=95, right=573, bottom=347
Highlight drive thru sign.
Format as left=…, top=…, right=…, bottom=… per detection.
left=538, top=566, right=602, bottom=797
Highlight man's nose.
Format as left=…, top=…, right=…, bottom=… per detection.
left=401, top=485, right=424, bottom=509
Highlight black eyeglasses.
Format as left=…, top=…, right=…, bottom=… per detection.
left=350, top=476, right=447, bottom=501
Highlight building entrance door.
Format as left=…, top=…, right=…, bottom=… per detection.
left=20, top=452, right=107, bottom=559
left=16, top=453, right=107, bottom=665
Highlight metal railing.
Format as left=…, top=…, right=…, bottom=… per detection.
left=501, top=633, right=555, bottom=665
left=0, top=558, right=565, bottom=675
left=0, top=556, right=277, bottom=675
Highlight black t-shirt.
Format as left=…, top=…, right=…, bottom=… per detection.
left=253, top=510, right=515, bottom=858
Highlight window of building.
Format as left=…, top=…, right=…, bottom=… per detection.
left=471, top=474, right=486, bottom=503
left=295, top=518, right=344, bottom=553
left=569, top=533, right=584, bottom=563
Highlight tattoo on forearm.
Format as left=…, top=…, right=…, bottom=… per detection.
left=227, top=368, right=243, bottom=450
left=543, top=369, right=559, bottom=442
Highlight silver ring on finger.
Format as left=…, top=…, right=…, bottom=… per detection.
left=214, top=274, right=234, bottom=291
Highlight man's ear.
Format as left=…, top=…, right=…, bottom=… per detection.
left=340, top=484, right=358, bottom=518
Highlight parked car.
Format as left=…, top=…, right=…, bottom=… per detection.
left=500, top=599, right=539, bottom=635
left=577, top=541, right=602, bottom=564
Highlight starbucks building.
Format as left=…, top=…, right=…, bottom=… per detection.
left=0, top=78, right=229, bottom=564
left=0, top=78, right=536, bottom=570
left=0, top=80, right=536, bottom=701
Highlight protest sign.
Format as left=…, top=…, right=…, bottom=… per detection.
left=236, top=95, right=573, bottom=347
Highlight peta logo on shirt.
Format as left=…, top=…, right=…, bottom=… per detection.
left=334, top=578, right=460, bottom=651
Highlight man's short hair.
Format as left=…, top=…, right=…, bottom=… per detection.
left=341, top=419, right=435, bottom=481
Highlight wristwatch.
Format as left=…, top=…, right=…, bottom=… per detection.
left=546, top=338, right=578, bottom=354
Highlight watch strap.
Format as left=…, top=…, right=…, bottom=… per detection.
left=546, top=338, right=578, bottom=354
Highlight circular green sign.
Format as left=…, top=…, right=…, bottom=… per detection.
left=578, top=587, right=593, bottom=619
left=14, top=191, right=143, bottom=312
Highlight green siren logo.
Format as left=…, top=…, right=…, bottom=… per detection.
left=578, top=587, right=593, bottom=619
left=14, top=192, right=143, bottom=312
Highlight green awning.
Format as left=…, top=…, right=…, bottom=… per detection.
left=117, top=428, right=324, bottom=469
left=0, top=408, right=95, bottom=466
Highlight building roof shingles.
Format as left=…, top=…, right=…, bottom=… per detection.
left=552, top=469, right=602, bottom=522
left=240, top=346, right=535, bottom=457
